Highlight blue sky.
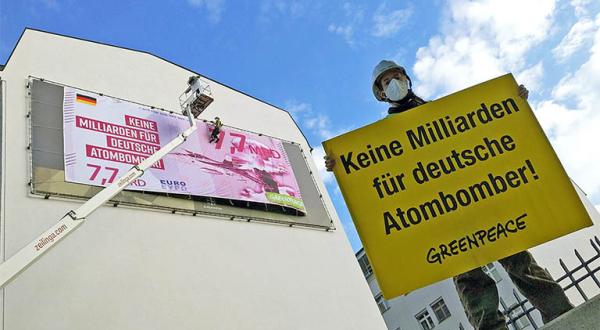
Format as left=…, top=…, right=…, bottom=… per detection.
left=2, top=0, right=600, bottom=252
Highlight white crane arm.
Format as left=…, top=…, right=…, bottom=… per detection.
left=0, top=76, right=212, bottom=288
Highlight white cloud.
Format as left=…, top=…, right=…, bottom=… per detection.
left=413, top=0, right=557, bottom=98
left=533, top=100, right=579, bottom=137
left=328, top=24, right=355, bottom=46
left=330, top=2, right=413, bottom=45
left=515, top=61, right=544, bottom=92
left=534, top=20, right=600, bottom=201
left=260, top=0, right=286, bottom=15
left=571, top=0, right=592, bottom=17
left=286, top=101, right=310, bottom=117
left=310, top=145, right=334, bottom=184
left=342, top=2, right=364, bottom=21
left=553, top=16, right=598, bottom=62
left=259, top=0, right=309, bottom=21
left=41, top=0, right=59, bottom=10
left=412, top=0, right=600, bottom=203
left=286, top=102, right=337, bottom=185
left=535, top=100, right=600, bottom=201
left=327, top=2, right=364, bottom=46
left=27, top=0, right=59, bottom=14
left=372, top=4, right=412, bottom=38
left=414, top=36, right=505, bottom=97
left=285, top=100, right=337, bottom=140
left=187, top=0, right=225, bottom=23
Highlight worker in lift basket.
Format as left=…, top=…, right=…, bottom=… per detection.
left=324, top=60, right=573, bottom=330
left=209, top=116, right=223, bottom=143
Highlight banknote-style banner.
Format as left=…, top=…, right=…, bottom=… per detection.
left=63, top=87, right=305, bottom=213
left=322, top=74, right=592, bottom=298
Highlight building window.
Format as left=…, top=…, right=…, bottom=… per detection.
left=358, top=254, right=373, bottom=277
left=415, top=309, right=435, bottom=330
left=375, top=293, right=390, bottom=314
left=430, top=297, right=451, bottom=323
left=482, top=262, right=502, bottom=283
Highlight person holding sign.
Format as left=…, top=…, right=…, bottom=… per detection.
left=324, top=60, right=573, bottom=330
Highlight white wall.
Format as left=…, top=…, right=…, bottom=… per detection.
left=368, top=275, right=471, bottom=330
left=529, top=188, right=600, bottom=306
left=357, top=244, right=547, bottom=330
left=0, top=29, right=387, bottom=330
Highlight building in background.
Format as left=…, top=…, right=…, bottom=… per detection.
left=0, top=29, right=388, bottom=330
left=356, top=189, right=600, bottom=330
left=357, top=248, right=541, bottom=330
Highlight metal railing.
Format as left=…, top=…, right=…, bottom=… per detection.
left=501, top=236, right=600, bottom=329
left=501, top=290, right=539, bottom=329
left=555, top=236, right=600, bottom=301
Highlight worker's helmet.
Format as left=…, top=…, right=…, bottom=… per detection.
left=372, top=60, right=411, bottom=101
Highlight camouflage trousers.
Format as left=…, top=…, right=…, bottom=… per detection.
left=453, top=251, right=573, bottom=330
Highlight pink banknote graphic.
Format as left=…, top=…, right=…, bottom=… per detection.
left=63, top=87, right=305, bottom=212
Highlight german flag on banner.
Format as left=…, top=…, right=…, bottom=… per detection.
left=76, top=94, right=97, bottom=106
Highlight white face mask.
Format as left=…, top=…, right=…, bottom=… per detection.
left=384, top=79, right=409, bottom=102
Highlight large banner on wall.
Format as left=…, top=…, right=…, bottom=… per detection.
left=63, top=87, right=305, bottom=212
left=323, top=74, right=592, bottom=298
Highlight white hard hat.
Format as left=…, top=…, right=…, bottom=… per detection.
left=372, top=60, right=409, bottom=101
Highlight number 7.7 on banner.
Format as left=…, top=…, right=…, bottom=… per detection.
left=87, top=164, right=119, bottom=185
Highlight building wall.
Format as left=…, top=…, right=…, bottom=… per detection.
left=358, top=249, right=472, bottom=330
left=0, top=29, right=387, bottom=330
left=384, top=280, right=471, bottom=330
left=529, top=188, right=600, bottom=305
left=360, top=255, right=546, bottom=330
left=357, top=186, right=600, bottom=330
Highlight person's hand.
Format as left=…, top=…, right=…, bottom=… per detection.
left=324, top=155, right=336, bottom=172
left=518, top=84, right=529, bottom=100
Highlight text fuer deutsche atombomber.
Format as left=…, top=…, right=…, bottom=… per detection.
left=338, top=97, right=540, bottom=236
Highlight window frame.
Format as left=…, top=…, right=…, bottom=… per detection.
left=358, top=254, right=373, bottom=277
left=482, top=262, right=503, bottom=283
left=415, top=309, right=435, bottom=330
left=374, top=293, right=390, bottom=314
left=430, top=297, right=451, bottom=323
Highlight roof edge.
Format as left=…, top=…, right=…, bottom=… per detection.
left=3, top=27, right=311, bottom=148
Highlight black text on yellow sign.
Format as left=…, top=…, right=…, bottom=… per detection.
left=323, top=74, right=592, bottom=299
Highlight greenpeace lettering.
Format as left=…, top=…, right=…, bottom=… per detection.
left=426, top=213, right=528, bottom=264
left=322, top=74, right=593, bottom=298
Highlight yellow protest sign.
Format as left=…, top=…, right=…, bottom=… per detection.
left=323, top=74, right=592, bottom=298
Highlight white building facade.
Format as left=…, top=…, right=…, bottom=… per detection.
left=357, top=249, right=545, bottom=330
left=0, top=29, right=388, bottom=330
